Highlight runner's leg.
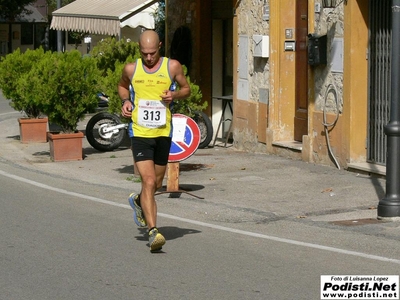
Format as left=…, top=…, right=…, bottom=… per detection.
left=135, top=160, right=158, bottom=230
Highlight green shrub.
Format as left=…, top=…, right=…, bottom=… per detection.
left=91, top=37, right=140, bottom=116
left=0, top=48, right=48, bottom=118
left=18, top=50, right=101, bottom=133
left=99, top=60, right=129, bottom=116
left=90, top=37, right=140, bottom=75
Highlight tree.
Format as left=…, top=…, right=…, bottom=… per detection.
left=0, top=0, right=35, bottom=20
left=0, top=0, right=36, bottom=53
left=152, top=0, right=165, bottom=56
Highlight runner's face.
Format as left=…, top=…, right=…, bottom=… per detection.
left=140, top=44, right=160, bottom=68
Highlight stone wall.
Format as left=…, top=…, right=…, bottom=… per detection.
left=237, top=0, right=270, bottom=103
left=313, top=2, right=345, bottom=114
left=311, top=1, right=345, bottom=167
left=235, top=0, right=271, bottom=151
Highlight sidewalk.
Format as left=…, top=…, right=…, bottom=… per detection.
left=1, top=111, right=400, bottom=239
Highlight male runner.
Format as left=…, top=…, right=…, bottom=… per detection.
left=118, top=30, right=190, bottom=252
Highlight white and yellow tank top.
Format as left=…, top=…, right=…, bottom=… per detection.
left=129, top=58, right=173, bottom=138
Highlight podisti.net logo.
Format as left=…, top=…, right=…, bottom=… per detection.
left=321, top=275, right=399, bottom=299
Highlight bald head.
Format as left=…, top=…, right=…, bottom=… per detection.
left=139, top=30, right=162, bottom=68
left=139, top=30, right=160, bottom=48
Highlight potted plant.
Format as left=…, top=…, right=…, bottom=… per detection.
left=19, top=50, right=101, bottom=161
left=0, top=48, right=49, bottom=143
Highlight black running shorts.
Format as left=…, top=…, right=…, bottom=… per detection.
left=130, top=137, right=172, bottom=166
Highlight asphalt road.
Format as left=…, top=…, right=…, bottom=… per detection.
left=1, top=160, right=400, bottom=300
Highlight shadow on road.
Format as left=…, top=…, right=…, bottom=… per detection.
left=134, top=226, right=201, bottom=242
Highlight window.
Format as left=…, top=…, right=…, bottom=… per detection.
left=21, top=23, right=34, bottom=45
left=68, top=32, right=82, bottom=45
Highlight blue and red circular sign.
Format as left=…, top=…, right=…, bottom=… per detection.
left=168, top=114, right=200, bottom=162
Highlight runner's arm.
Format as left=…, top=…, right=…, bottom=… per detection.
left=118, top=63, right=135, bottom=117
left=161, top=59, right=190, bottom=103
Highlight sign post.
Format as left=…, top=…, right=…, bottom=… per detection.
left=166, top=162, right=180, bottom=197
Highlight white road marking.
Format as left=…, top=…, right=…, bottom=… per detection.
left=1, top=169, right=400, bottom=265
left=0, top=111, right=21, bottom=116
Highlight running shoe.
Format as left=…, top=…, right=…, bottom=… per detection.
left=148, top=227, right=166, bottom=252
left=128, top=193, right=146, bottom=227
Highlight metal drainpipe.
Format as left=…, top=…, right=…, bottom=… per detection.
left=56, top=0, right=62, bottom=52
left=378, top=0, right=400, bottom=219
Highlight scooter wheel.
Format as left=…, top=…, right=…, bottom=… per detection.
left=193, top=111, right=213, bottom=149
left=86, top=112, right=125, bottom=152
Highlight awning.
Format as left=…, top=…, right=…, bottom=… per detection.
left=50, top=0, right=158, bottom=36
left=120, top=3, right=158, bottom=30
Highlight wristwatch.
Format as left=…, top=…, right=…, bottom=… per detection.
left=121, top=98, right=130, bottom=105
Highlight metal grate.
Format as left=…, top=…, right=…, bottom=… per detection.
left=367, top=0, right=391, bottom=165
left=322, top=0, right=339, bottom=8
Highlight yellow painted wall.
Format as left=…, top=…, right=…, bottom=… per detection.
left=269, top=0, right=296, bottom=141
left=343, top=0, right=369, bottom=163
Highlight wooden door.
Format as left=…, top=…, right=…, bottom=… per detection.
left=294, top=0, right=309, bottom=142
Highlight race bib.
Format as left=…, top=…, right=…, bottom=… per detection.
left=138, top=99, right=167, bottom=128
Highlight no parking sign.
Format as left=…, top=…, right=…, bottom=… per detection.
left=168, top=114, right=200, bottom=162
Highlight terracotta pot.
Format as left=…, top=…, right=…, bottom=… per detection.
left=47, top=131, right=84, bottom=162
left=18, top=117, right=48, bottom=143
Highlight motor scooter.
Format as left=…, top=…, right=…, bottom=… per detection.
left=85, top=93, right=213, bottom=151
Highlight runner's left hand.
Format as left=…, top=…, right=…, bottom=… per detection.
left=161, top=90, right=173, bottom=104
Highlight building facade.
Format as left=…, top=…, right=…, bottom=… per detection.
left=166, top=0, right=388, bottom=174
left=0, top=0, right=48, bottom=55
